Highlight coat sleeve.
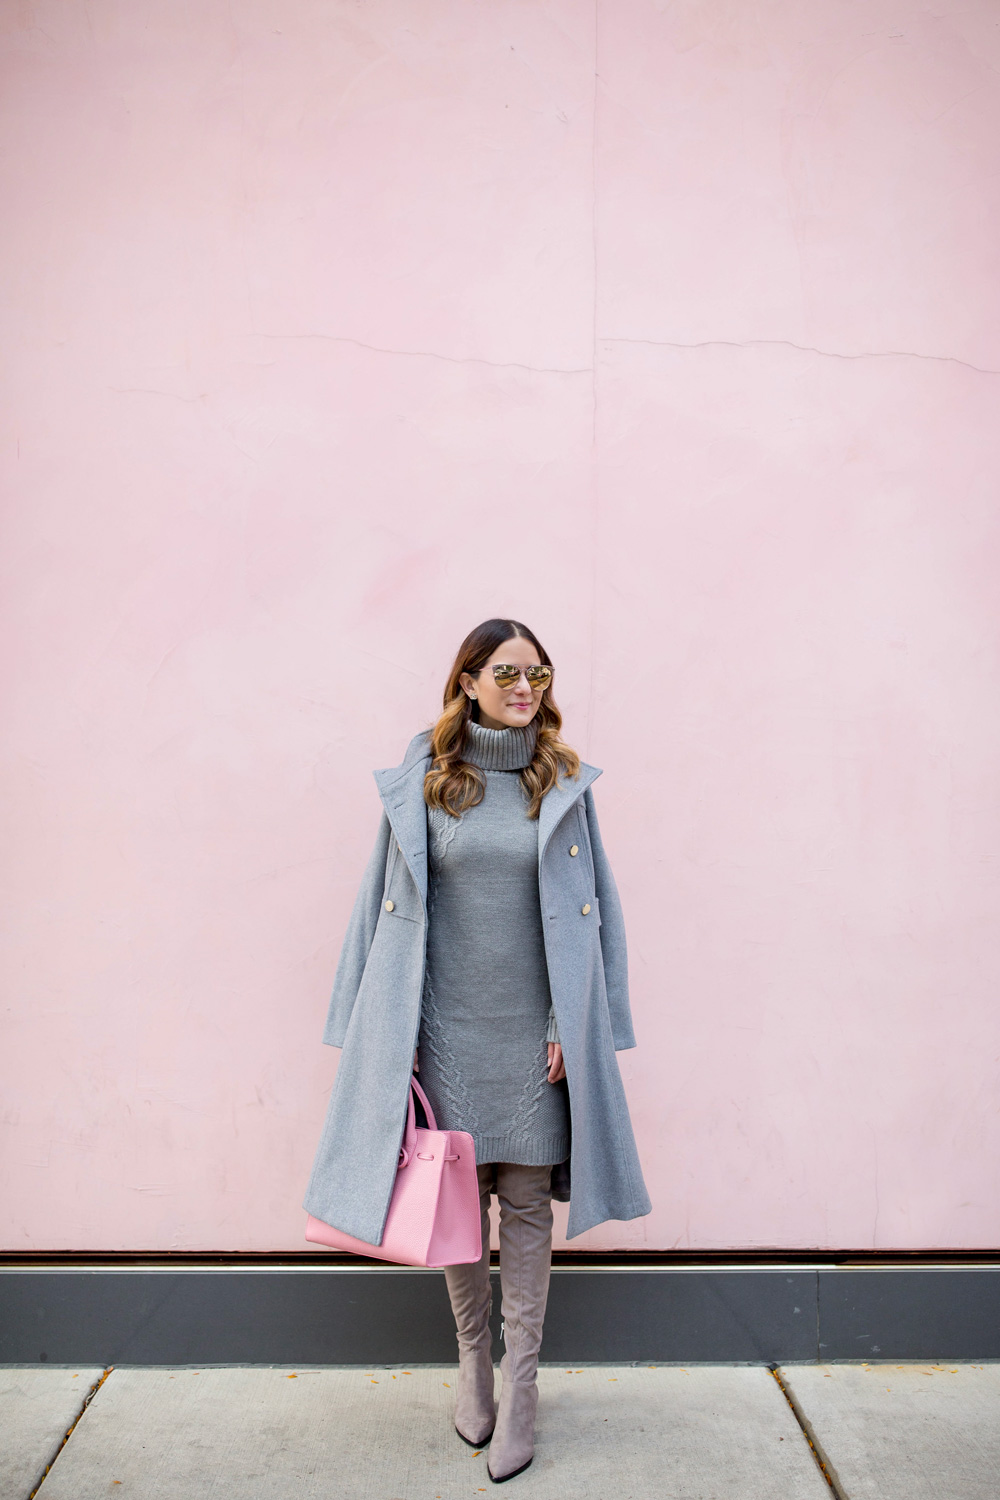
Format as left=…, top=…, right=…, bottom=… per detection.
left=321, top=812, right=392, bottom=1047
left=584, top=784, right=637, bottom=1051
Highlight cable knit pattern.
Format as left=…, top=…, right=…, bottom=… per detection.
left=416, top=719, right=569, bottom=1167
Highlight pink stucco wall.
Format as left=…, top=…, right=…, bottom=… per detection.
left=3, top=1, right=1000, bottom=1252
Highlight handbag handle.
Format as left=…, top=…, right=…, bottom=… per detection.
left=399, top=1074, right=438, bottom=1167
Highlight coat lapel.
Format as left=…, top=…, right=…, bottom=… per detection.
left=373, top=746, right=602, bottom=903
left=373, top=754, right=432, bottom=909
left=537, top=762, right=602, bottom=867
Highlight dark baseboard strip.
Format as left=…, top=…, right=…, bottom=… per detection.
left=4, top=1249, right=1000, bottom=1267
left=2, top=1263, right=999, bottom=1364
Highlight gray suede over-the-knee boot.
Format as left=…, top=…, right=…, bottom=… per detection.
left=488, top=1163, right=553, bottom=1483
left=444, top=1163, right=496, bottom=1446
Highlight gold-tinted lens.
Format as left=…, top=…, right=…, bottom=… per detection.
left=490, top=664, right=552, bottom=690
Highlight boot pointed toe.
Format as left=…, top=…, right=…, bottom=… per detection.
left=485, top=1374, right=537, bottom=1483
left=455, top=1415, right=496, bottom=1446
left=487, top=1454, right=533, bottom=1483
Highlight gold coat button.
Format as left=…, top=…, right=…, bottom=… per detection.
left=581, top=903, right=591, bottom=915
left=385, top=900, right=394, bottom=912
left=569, top=844, right=579, bottom=856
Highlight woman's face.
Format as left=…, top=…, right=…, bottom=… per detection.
left=460, top=635, right=545, bottom=732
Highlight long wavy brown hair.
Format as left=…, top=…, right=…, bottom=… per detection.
left=424, top=618, right=580, bottom=820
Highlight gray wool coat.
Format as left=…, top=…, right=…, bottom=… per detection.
left=304, top=732, right=652, bottom=1243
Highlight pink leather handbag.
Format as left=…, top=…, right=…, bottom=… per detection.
left=305, top=1076, right=481, bottom=1267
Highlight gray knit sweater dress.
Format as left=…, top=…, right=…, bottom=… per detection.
left=416, top=719, right=570, bottom=1167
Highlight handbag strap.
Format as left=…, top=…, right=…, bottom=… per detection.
left=399, top=1074, right=438, bottom=1167
left=409, top=1074, right=438, bottom=1131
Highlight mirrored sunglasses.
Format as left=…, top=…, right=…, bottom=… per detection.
left=481, top=663, right=553, bottom=691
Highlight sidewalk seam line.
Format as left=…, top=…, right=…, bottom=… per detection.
left=770, top=1366, right=848, bottom=1498
left=27, top=1366, right=114, bottom=1499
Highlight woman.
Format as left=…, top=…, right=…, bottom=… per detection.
left=305, top=618, right=650, bottom=1482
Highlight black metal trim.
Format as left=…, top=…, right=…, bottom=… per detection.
left=2, top=1248, right=999, bottom=1267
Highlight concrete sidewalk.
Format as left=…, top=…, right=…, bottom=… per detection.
left=3, top=1363, right=998, bottom=1500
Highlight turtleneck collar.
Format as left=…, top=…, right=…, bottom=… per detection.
left=463, top=718, right=538, bottom=772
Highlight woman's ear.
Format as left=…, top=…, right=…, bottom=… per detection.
left=459, top=672, right=478, bottom=700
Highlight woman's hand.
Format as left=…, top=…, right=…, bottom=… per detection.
left=413, top=1049, right=419, bottom=1073
left=547, top=1042, right=566, bottom=1083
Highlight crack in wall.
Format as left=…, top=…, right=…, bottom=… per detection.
left=602, top=335, right=1000, bottom=377
left=586, top=0, right=601, bottom=755
left=242, top=334, right=998, bottom=380
left=250, top=332, right=591, bottom=377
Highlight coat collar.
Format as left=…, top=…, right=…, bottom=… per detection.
left=536, top=762, right=602, bottom=865
left=372, top=732, right=602, bottom=904
left=373, top=735, right=433, bottom=908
